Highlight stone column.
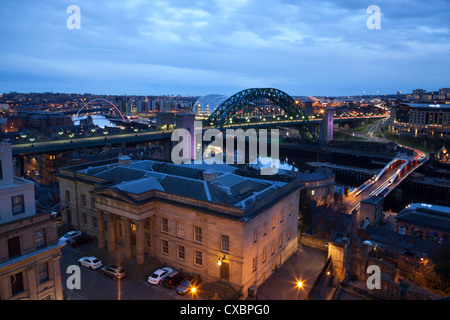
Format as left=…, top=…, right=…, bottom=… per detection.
left=52, top=257, right=64, bottom=300
left=135, top=220, right=145, bottom=265
left=124, top=219, right=133, bottom=260
left=26, top=267, right=38, bottom=300
left=97, top=209, right=105, bottom=249
left=0, top=276, right=10, bottom=300
left=107, top=212, right=116, bottom=252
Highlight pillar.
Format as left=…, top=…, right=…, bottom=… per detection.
left=26, top=267, right=38, bottom=300
left=97, top=210, right=105, bottom=249
left=135, top=220, right=145, bottom=265
left=124, top=219, right=133, bottom=260
left=107, top=212, right=116, bottom=252
left=52, top=257, right=64, bottom=300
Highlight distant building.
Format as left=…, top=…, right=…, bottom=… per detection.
left=57, top=157, right=302, bottom=298
left=395, top=203, right=449, bottom=243
left=296, top=167, right=335, bottom=207
left=0, top=141, right=64, bottom=300
left=389, top=103, right=450, bottom=139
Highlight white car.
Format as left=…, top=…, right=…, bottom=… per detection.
left=59, top=230, right=82, bottom=243
left=148, top=267, right=173, bottom=285
left=78, top=256, right=102, bottom=270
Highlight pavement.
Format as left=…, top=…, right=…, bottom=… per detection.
left=247, top=244, right=327, bottom=300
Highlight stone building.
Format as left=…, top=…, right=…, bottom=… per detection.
left=0, top=141, right=64, bottom=300
left=57, top=156, right=303, bottom=298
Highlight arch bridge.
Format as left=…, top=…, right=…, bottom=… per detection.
left=201, top=88, right=318, bottom=143
left=75, top=99, right=126, bottom=121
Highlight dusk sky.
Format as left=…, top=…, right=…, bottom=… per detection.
left=1, top=0, right=449, bottom=97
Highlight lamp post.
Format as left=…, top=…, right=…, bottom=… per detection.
left=297, top=281, right=303, bottom=300
left=191, top=286, right=196, bottom=300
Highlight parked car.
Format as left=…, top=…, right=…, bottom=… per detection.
left=78, top=256, right=102, bottom=270
left=148, top=267, right=173, bottom=285
left=176, top=273, right=201, bottom=295
left=163, top=271, right=187, bottom=289
left=68, top=235, right=93, bottom=248
left=59, top=230, right=82, bottom=243
left=101, top=265, right=126, bottom=280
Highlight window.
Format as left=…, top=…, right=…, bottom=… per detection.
left=65, top=190, right=70, bottom=203
left=253, top=228, right=257, bottom=243
left=221, top=235, right=230, bottom=253
left=194, top=250, right=203, bottom=266
left=272, top=216, right=276, bottom=229
left=252, top=257, right=257, bottom=271
left=8, top=236, right=21, bottom=258
left=92, top=217, right=98, bottom=229
left=161, top=217, right=168, bottom=233
left=82, top=213, right=88, bottom=226
left=35, top=230, right=46, bottom=248
left=12, top=195, right=25, bottom=215
left=194, top=226, right=202, bottom=244
left=81, top=194, right=87, bottom=207
left=38, top=262, right=49, bottom=283
left=161, top=239, right=169, bottom=254
left=145, top=232, right=151, bottom=247
left=177, top=245, right=185, bottom=260
left=271, top=240, right=275, bottom=255
left=263, top=222, right=267, bottom=235
left=289, top=204, right=292, bottom=216
left=280, top=210, right=284, bottom=223
left=10, top=272, right=24, bottom=296
left=144, top=218, right=150, bottom=229
left=91, top=198, right=96, bottom=209
left=279, top=234, right=283, bottom=248
left=177, top=222, right=185, bottom=238
left=262, top=248, right=267, bottom=263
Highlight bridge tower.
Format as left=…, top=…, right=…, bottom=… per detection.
left=319, top=108, right=334, bottom=144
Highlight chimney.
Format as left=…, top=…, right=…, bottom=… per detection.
left=203, top=169, right=217, bottom=182
left=118, top=155, right=131, bottom=167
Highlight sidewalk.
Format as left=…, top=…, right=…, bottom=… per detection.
left=248, top=245, right=327, bottom=300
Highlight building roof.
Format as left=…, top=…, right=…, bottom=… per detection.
left=395, top=203, right=450, bottom=233
left=70, top=158, right=295, bottom=211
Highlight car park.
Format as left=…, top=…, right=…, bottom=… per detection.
left=59, top=230, right=82, bottom=243
left=78, top=256, right=102, bottom=270
left=148, top=267, right=173, bottom=285
left=162, top=271, right=187, bottom=289
left=101, top=265, right=126, bottom=280
left=176, top=273, right=201, bottom=295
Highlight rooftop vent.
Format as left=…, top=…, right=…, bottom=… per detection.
left=118, top=155, right=131, bottom=167
left=203, top=169, right=218, bottom=182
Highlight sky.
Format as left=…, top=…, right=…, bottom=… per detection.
left=0, top=0, right=450, bottom=97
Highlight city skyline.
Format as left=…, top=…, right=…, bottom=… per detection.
left=1, top=0, right=450, bottom=97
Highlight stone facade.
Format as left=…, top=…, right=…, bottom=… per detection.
left=57, top=158, right=302, bottom=298
left=0, top=141, right=64, bottom=300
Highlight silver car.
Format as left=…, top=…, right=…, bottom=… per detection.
left=101, top=265, right=126, bottom=280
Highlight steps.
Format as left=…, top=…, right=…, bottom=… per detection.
left=199, top=281, right=241, bottom=300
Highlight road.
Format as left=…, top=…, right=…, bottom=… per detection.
left=340, top=162, right=401, bottom=213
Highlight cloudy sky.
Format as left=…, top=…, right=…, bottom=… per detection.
left=1, top=0, right=449, bottom=97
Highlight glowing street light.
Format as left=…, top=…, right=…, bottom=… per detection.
left=297, top=281, right=303, bottom=300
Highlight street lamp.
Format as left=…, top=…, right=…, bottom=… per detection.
left=297, top=281, right=303, bottom=300
left=191, top=286, right=197, bottom=300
